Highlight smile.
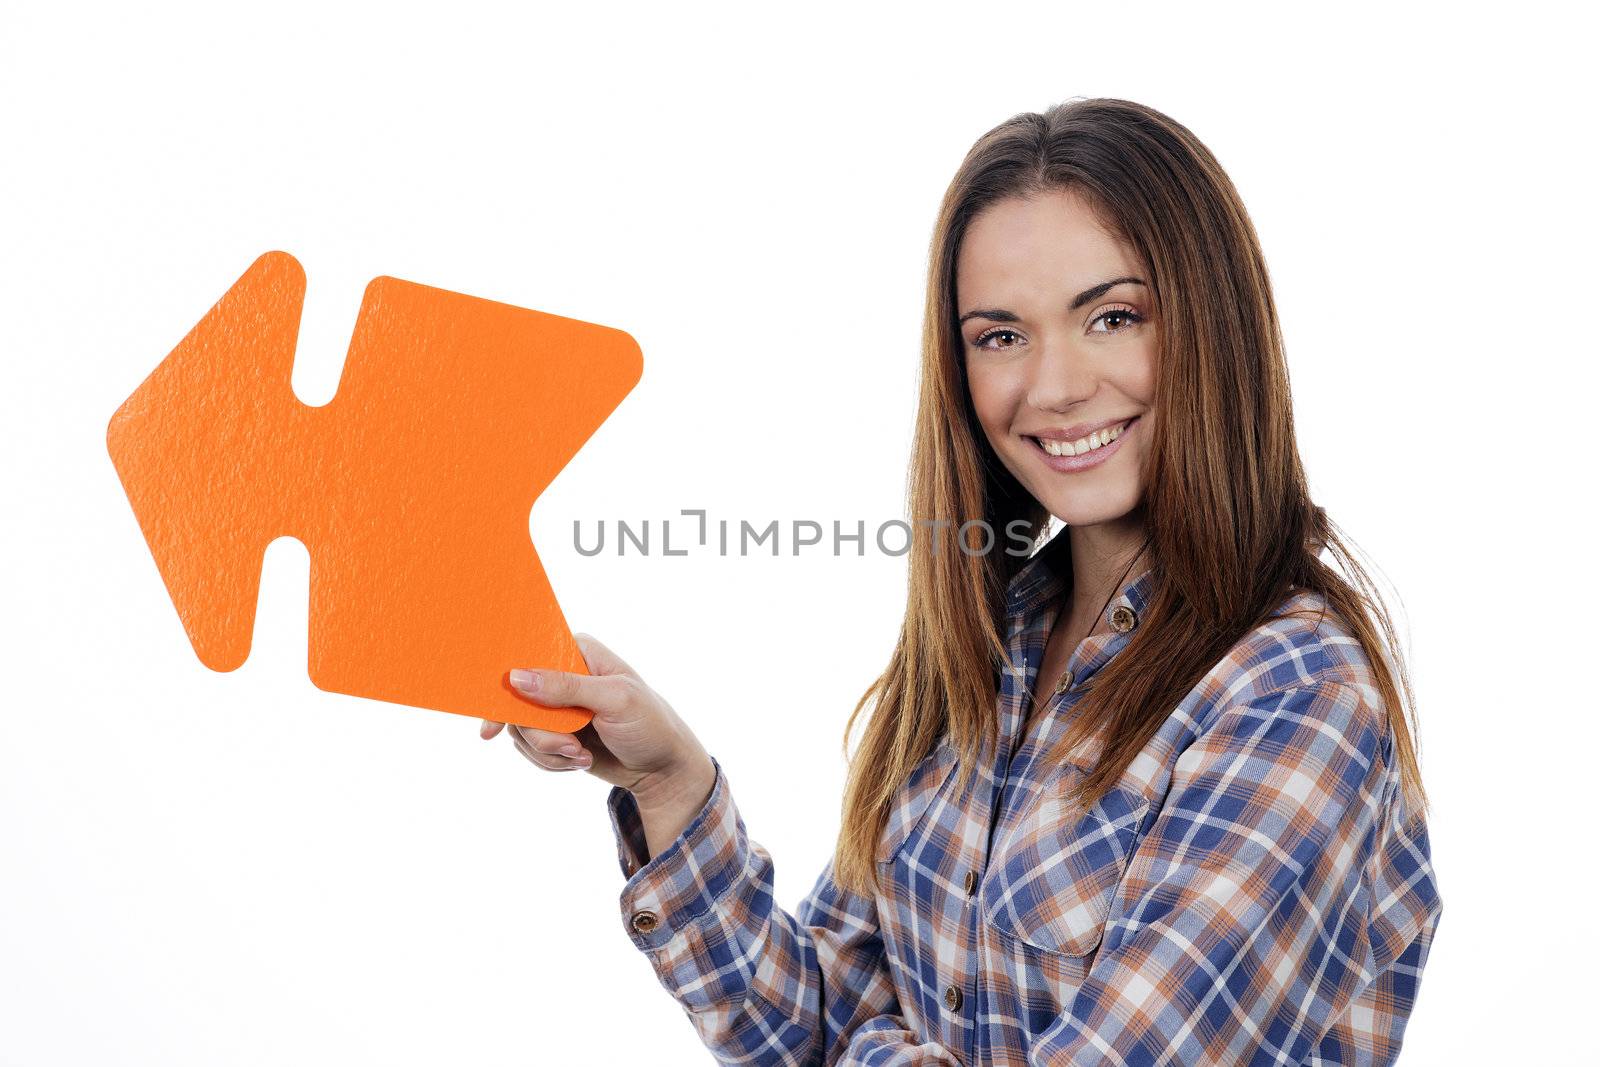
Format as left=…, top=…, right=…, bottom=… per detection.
left=1026, top=416, right=1138, bottom=471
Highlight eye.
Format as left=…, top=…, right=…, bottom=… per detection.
left=1088, top=305, right=1144, bottom=334
left=972, top=327, right=1023, bottom=350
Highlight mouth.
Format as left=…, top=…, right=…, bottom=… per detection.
left=1026, top=415, right=1139, bottom=459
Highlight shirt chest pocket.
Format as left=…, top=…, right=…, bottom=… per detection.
left=979, top=776, right=1150, bottom=959
left=875, top=735, right=961, bottom=866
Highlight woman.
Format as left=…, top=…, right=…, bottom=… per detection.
left=480, top=97, right=1442, bottom=1065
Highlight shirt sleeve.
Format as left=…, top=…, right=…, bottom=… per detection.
left=606, top=756, right=962, bottom=1066
left=1030, top=679, right=1440, bottom=1066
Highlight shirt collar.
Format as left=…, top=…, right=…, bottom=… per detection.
left=1003, top=526, right=1156, bottom=629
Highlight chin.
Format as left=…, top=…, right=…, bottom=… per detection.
left=1035, top=487, right=1143, bottom=528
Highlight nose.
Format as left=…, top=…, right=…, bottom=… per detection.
left=1024, top=337, right=1097, bottom=413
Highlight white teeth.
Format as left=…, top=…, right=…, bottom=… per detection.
left=1038, top=420, right=1128, bottom=457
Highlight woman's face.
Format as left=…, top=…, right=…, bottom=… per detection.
left=958, top=186, right=1157, bottom=529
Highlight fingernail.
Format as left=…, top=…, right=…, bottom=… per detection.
left=561, top=744, right=580, bottom=756
left=509, top=668, right=538, bottom=694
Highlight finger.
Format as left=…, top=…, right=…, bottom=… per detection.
left=572, top=632, right=638, bottom=678
left=510, top=724, right=590, bottom=772
left=511, top=724, right=587, bottom=759
left=508, top=667, right=638, bottom=718
left=480, top=719, right=505, bottom=740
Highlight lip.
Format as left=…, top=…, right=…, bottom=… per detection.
left=1025, top=415, right=1139, bottom=473
left=1025, top=415, right=1138, bottom=442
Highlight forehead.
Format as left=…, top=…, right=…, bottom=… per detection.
left=956, top=188, right=1139, bottom=301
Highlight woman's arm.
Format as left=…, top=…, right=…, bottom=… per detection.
left=608, top=758, right=961, bottom=1066
left=488, top=637, right=955, bottom=1063
left=1029, top=679, right=1442, bottom=1066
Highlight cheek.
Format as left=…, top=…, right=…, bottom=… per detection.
left=1128, top=343, right=1158, bottom=403
left=964, top=366, right=1010, bottom=440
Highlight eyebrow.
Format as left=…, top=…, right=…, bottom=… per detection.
left=957, top=276, right=1147, bottom=325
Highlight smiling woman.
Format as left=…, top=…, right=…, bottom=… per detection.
left=483, top=96, right=1441, bottom=1065
left=959, top=191, right=1157, bottom=513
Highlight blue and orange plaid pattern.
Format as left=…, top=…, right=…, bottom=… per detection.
left=605, top=531, right=1442, bottom=1065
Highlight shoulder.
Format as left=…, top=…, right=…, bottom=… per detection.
left=1186, top=586, right=1389, bottom=751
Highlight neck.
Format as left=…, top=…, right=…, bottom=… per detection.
left=1064, top=512, right=1151, bottom=622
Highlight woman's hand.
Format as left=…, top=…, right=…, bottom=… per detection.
left=479, top=633, right=713, bottom=814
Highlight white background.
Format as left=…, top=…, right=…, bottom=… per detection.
left=3, top=2, right=1594, bottom=1063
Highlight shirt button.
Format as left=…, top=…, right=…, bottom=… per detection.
left=1054, top=670, right=1074, bottom=695
left=631, top=910, right=659, bottom=934
left=625, top=858, right=638, bottom=875
left=1109, top=605, right=1137, bottom=633
left=963, top=870, right=977, bottom=895
left=944, top=985, right=963, bottom=1012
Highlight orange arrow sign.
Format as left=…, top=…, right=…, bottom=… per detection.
left=106, top=251, right=642, bottom=732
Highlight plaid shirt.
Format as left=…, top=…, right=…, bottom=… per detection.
left=605, top=533, right=1442, bottom=1065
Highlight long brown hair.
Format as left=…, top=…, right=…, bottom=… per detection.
left=830, top=97, right=1427, bottom=898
